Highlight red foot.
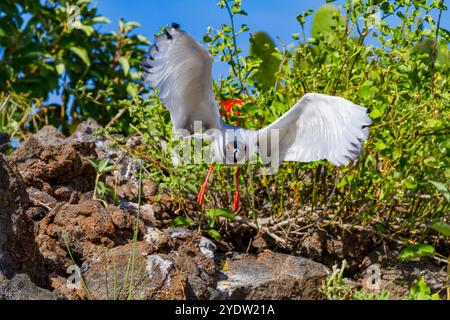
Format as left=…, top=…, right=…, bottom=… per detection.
left=197, top=163, right=215, bottom=205
left=232, top=167, right=241, bottom=212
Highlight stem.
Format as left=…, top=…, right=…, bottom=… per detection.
left=62, top=233, right=92, bottom=299
left=224, top=0, right=247, bottom=94
left=430, top=0, right=444, bottom=94
left=274, top=36, right=287, bottom=92
left=279, top=181, right=285, bottom=218
left=447, top=253, right=450, bottom=300
left=301, top=24, right=306, bottom=43
left=127, top=161, right=143, bottom=299
left=93, top=173, right=100, bottom=200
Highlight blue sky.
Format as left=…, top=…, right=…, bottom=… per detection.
left=95, top=0, right=326, bottom=42
left=95, top=0, right=334, bottom=78
left=95, top=0, right=448, bottom=77
left=46, top=0, right=448, bottom=104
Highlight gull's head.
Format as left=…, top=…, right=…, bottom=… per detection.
left=222, top=128, right=251, bottom=166
left=225, top=140, right=247, bottom=165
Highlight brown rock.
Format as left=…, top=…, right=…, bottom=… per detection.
left=0, top=273, right=61, bottom=300
left=0, top=155, right=53, bottom=290
left=12, top=125, right=66, bottom=161
left=146, top=228, right=217, bottom=300
left=53, top=186, right=77, bottom=202
left=293, top=227, right=377, bottom=271
left=358, top=244, right=448, bottom=299
left=27, top=187, right=58, bottom=209
left=63, top=241, right=150, bottom=300
left=16, top=141, right=97, bottom=193
left=0, top=132, right=9, bottom=153
left=36, top=200, right=145, bottom=267
left=143, top=179, right=158, bottom=199
left=216, top=252, right=330, bottom=300
left=0, top=155, right=29, bottom=270
left=79, top=228, right=218, bottom=300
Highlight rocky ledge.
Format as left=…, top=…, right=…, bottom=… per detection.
left=0, top=121, right=330, bottom=300
left=0, top=121, right=446, bottom=300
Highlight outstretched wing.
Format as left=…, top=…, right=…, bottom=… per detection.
left=258, top=93, right=372, bottom=166
left=142, top=24, right=222, bottom=133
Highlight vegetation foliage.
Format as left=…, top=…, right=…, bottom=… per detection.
left=0, top=0, right=449, bottom=299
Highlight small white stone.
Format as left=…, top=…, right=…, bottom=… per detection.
left=199, top=237, right=216, bottom=259
left=144, top=227, right=163, bottom=244
left=146, top=255, right=173, bottom=288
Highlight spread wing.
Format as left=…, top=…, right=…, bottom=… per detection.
left=142, top=24, right=222, bottom=133
left=258, top=93, right=372, bottom=166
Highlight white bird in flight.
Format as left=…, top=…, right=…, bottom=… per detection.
left=143, top=23, right=372, bottom=212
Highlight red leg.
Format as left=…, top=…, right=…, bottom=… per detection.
left=197, top=163, right=215, bottom=205
left=232, top=167, right=241, bottom=212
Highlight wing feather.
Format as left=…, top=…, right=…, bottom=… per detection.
left=258, top=93, right=372, bottom=166
left=143, top=25, right=222, bottom=133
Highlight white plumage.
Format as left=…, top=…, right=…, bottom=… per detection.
left=143, top=25, right=371, bottom=168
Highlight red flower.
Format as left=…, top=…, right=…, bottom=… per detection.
left=221, top=99, right=242, bottom=117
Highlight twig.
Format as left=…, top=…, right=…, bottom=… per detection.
left=29, top=197, right=52, bottom=211
left=0, top=94, right=11, bottom=114
left=235, top=214, right=448, bottom=265
left=106, top=107, right=128, bottom=128
left=265, top=230, right=287, bottom=244
left=320, top=219, right=448, bottom=265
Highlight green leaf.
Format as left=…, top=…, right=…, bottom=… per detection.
left=68, top=46, right=90, bottom=67
left=232, top=7, right=248, bottom=16
left=358, top=83, right=372, bottom=99
left=55, top=57, right=65, bottom=76
left=208, top=208, right=236, bottom=221
left=123, top=21, right=141, bottom=33
left=126, top=82, right=138, bottom=97
left=79, top=25, right=94, bottom=37
left=171, top=216, right=192, bottom=228
left=118, top=56, right=130, bottom=76
left=97, top=181, right=106, bottom=195
left=407, top=278, right=440, bottom=300
left=207, top=208, right=236, bottom=229
left=136, top=35, right=150, bottom=44
left=239, top=24, right=249, bottom=33
left=103, top=166, right=116, bottom=173
left=92, top=16, right=111, bottom=24
left=430, top=221, right=450, bottom=237
left=399, top=244, right=435, bottom=261
left=369, top=108, right=383, bottom=119
left=87, top=158, right=99, bottom=169
left=429, top=180, right=450, bottom=203
left=312, top=4, right=344, bottom=38
left=249, top=31, right=281, bottom=90
left=98, top=159, right=109, bottom=173
left=207, top=229, right=222, bottom=239
left=130, top=71, right=142, bottom=80
left=374, top=140, right=388, bottom=151
left=296, top=10, right=314, bottom=25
